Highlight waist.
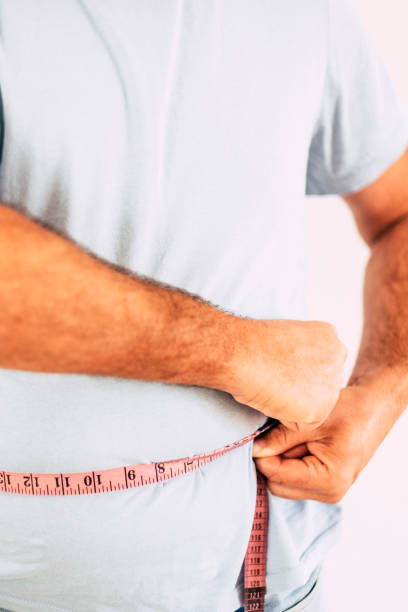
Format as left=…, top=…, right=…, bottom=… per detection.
left=0, top=368, right=267, bottom=472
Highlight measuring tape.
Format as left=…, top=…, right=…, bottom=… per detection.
left=0, top=419, right=275, bottom=612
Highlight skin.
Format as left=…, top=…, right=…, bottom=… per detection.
left=0, top=152, right=406, bottom=462
left=0, top=208, right=347, bottom=432
left=252, top=146, right=408, bottom=503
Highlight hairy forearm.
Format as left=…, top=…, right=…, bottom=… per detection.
left=0, top=203, right=352, bottom=429
left=0, top=204, right=239, bottom=390
left=348, top=215, right=408, bottom=424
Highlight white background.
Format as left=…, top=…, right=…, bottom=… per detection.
left=305, top=0, right=408, bottom=609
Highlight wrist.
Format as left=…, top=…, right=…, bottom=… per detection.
left=215, top=314, right=254, bottom=395
left=347, top=364, right=408, bottom=425
left=140, top=284, right=247, bottom=392
left=349, top=363, right=408, bottom=402
left=197, top=310, right=252, bottom=393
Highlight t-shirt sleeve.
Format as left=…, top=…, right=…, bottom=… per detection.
left=305, top=0, right=408, bottom=196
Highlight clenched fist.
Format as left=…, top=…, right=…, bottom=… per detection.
left=227, top=319, right=347, bottom=432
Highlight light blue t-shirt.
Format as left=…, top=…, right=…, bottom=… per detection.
left=0, top=1, right=406, bottom=611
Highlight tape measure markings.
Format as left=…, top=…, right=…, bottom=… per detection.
left=0, top=420, right=274, bottom=612
left=0, top=422, right=273, bottom=496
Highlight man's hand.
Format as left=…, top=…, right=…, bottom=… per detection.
left=249, top=147, right=408, bottom=501
left=229, top=319, right=347, bottom=432
left=251, top=381, right=400, bottom=502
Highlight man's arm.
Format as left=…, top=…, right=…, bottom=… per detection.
left=344, top=146, right=408, bottom=398
left=0, top=202, right=346, bottom=431
left=0, top=203, right=236, bottom=389
left=252, top=146, right=408, bottom=502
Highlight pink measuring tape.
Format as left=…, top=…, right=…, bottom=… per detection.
left=0, top=419, right=275, bottom=612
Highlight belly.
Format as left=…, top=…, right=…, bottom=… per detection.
left=0, top=443, right=255, bottom=612
left=0, top=368, right=266, bottom=473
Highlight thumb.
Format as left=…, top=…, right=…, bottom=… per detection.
left=252, top=424, right=308, bottom=458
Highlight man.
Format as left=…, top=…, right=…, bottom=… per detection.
left=0, top=0, right=406, bottom=611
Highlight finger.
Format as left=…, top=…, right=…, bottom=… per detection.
left=254, top=454, right=327, bottom=490
left=279, top=419, right=324, bottom=432
left=282, top=444, right=309, bottom=458
left=265, top=481, right=334, bottom=503
left=252, top=424, right=312, bottom=458
left=264, top=482, right=311, bottom=501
